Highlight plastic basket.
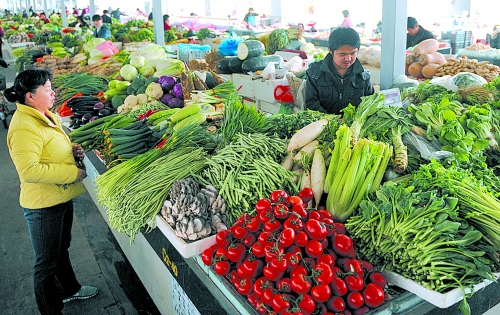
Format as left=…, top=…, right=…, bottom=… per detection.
left=177, top=44, right=211, bottom=62
left=441, top=30, right=465, bottom=44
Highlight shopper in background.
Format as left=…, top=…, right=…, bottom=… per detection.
left=92, top=14, right=111, bottom=39
left=243, top=7, right=258, bottom=27
left=69, top=15, right=89, bottom=28
left=490, top=25, right=500, bottom=49
left=163, top=14, right=171, bottom=31
left=101, top=10, right=112, bottom=24
left=5, top=68, right=98, bottom=315
left=39, top=12, right=50, bottom=24
left=305, top=27, right=374, bottom=114
left=406, top=16, right=435, bottom=49
left=111, top=8, right=127, bottom=21
left=340, top=10, right=354, bottom=29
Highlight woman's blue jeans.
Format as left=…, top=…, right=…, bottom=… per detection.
left=23, top=200, right=81, bottom=315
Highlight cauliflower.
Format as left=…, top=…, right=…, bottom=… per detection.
left=124, top=95, right=138, bottom=107
left=136, top=94, right=148, bottom=105
left=145, top=82, right=163, bottom=100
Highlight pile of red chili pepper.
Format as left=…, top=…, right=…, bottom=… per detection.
left=202, top=188, right=389, bottom=315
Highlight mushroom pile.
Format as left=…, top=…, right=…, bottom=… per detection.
left=160, top=178, right=230, bottom=241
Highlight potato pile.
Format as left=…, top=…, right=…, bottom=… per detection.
left=406, top=39, right=446, bottom=79
left=435, top=56, right=500, bottom=82
left=32, top=55, right=75, bottom=74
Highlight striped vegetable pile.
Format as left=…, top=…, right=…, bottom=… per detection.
left=96, top=124, right=216, bottom=217
left=101, top=120, right=156, bottom=163
left=106, top=147, right=207, bottom=243
left=52, top=72, right=109, bottom=107
left=194, top=133, right=300, bottom=223
left=69, top=114, right=136, bottom=151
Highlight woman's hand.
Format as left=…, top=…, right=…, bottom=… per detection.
left=74, top=168, right=87, bottom=183
left=73, top=143, right=84, bottom=161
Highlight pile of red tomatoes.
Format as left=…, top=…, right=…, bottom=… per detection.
left=202, top=188, right=389, bottom=315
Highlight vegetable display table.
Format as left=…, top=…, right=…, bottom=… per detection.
left=82, top=149, right=500, bottom=315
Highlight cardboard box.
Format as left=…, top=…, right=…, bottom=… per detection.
left=232, top=74, right=255, bottom=98
left=253, top=79, right=286, bottom=104
left=259, top=100, right=281, bottom=114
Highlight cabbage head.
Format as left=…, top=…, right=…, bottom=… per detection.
left=130, top=55, right=146, bottom=68
left=452, top=72, right=487, bottom=88
left=120, top=64, right=139, bottom=81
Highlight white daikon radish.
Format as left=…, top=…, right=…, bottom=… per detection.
left=310, top=149, right=326, bottom=207
left=280, top=153, right=295, bottom=171
left=293, top=140, right=319, bottom=163
left=287, top=119, right=329, bottom=152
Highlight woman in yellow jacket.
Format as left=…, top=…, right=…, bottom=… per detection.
left=6, top=68, right=98, bottom=315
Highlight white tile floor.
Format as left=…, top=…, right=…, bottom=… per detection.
left=483, top=302, right=500, bottom=315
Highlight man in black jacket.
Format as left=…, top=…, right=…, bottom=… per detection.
left=406, top=16, right=435, bottom=49
left=101, top=10, right=112, bottom=24
left=305, top=27, right=374, bottom=115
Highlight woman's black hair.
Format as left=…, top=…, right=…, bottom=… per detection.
left=163, top=14, right=169, bottom=22
left=328, top=27, right=360, bottom=52
left=4, top=68, right=52, bottom=104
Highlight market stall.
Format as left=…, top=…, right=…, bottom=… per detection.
left=3, top=10, right=500, bottom=315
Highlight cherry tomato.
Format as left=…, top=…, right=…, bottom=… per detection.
left=272, top=293, right=292, bottom=314
left=245, top=217, right=262, bottom=233
left=298, top=187, right=314, bottom=203
left=270, top=190, right=289, bottom=204
left=253, top=277, right=274, bottom=299
left=235, top=213, right=252, bottom=226
left=290, top=265, right=308, bottom=278
left=215, top=246, right=228, bottom=260
left=269, top=255, right=288, bottom=273
left=226, top=270, right=239, bottom=285
left=291, top=273, right=312, bottom=294
left=258, top=210, right=275, bottom=224
left=261, top=288, right=276, bottom=307
left=297, top=293, right=316, bottom=315
left=332, top=233, right=355, bottom=258
left=369, top=271, right=387, bottom=288
left=332, top=222, right=347, bottom=234
left=237, top=264, right=247, bottom=278
left=315, top=302, right=328, bottom=315
left=304, top=219, right=327, bottom=240
left=264, top=218, right=283, bottom=233
left=316, top=253, right=335, bottom=267
left=213, top=260, right=231, bottom=276
left=274, top=203, right=290, bottom=220
left=326, top=295, right=345, bottom=312
left=236, top=277, right=254, bottom=296
left=363, top=283, right=385, bottom=308
left=345, top=274, right=365, bottom=292
left=305, top=239, right=324, bottom=258
left=251, top=241, right=267, bottom=258
left=263, top=265, right=285, bottom=282
left=264, top=243, right=284, bottom=263
left=201, top=243, right=218, bottom=266
left=346, top=291, right=365, bottom=310
left=308, top=210, right=322, bottom=221
left=292, top=203, right=308, bottom=219
left=314, top=262, right=334, bottom=285
left=286, top=244, right=302, bottom=255
left=284, top=216, right=304, bottom=232
left=255, top=198, right=273, bottom=214
left=295, top=230, right=309, bottom=247
left=258, top=231, right=272, bottom=243
left=247, top=294, right=259, bottom=308
left=215, top=229, right=232, bottom=247
left=310, top=284, right=331, bottom=303
left=287, top=195, right=304, bottom=207
left=360, top=260, right=374, bottom=273
left=241, top=232, right=257, bottom=248
left=277, top=277, right=293, bottom=293
left=279, top=227, right=296, bottom=248
left=227, top=242, right=247, bottom=263
left=285, top=252, right=301, bottom=271
left=347, top=259, right=365, bottom=277
left=241, top=257, right=264, bottom=278
left=330, top=277, right=348, bottom=296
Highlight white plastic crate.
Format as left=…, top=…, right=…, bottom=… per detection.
left=177, top=44, right=211, bottom=62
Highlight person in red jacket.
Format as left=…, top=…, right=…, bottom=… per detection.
left=39, top=12, right=51, bottom=24
left=163, top=14, right=171, bottom=31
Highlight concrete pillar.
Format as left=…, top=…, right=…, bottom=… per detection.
left=379, top=0, right=408, bottom=89
left=60, top=0, right=67, bottom=26
left=152, top=0, right=164, bottom=45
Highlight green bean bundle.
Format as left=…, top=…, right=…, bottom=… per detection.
left=195, top=133, right=300, bottom=223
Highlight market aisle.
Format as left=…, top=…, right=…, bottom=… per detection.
left=0, top=65, right=160, bottom=315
